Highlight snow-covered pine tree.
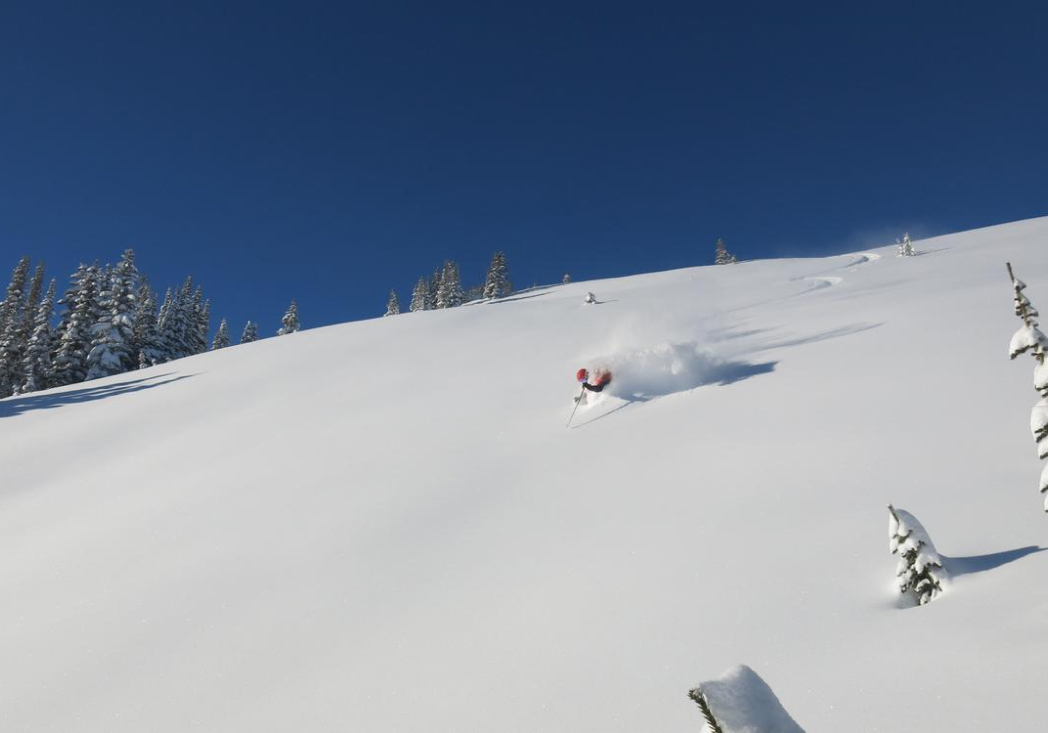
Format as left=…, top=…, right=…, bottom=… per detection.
left=436, top=261, right=464, bottom=309
left=19, top=262, right=46, bottom=351
left=20, top=279, right=57, bottom=394
left=897, top=233, right=917, bottom=257
left=159, top=278, right=195, bottom=360
left=409, top=277, right=429, bottom=312
left=52, top=264, right=100, bottom=386
left=131, top=280, right=165, bottom=367
left=240, top=321, right=259, bottom=344
left=0, top=256, right=32, bottom=397
left=483, top=251, right=511, bottom=299
left=86, top=248, right=139, bottom=380
left=427, top=268, right=441, bottom=310
left=195, top=295, right=211, bottom=355
left=1006, top=263, right=1048, bottom=509
left=156, top=286, right=173, bottom=334
left=887, top=504, right=948, bottom=605
left=714, top=238, right=737, bottom=265
left=384, top=289, right=401, bottom=316
left=278, top=300, right=300, bottom=335
left=563, top=273, right=571, bottom=284
left=211, top=318, right=231, bottom=349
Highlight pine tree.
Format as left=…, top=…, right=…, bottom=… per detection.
left=1006, top=263, right=1048, bottom=509
left=427, top=268, right=441, bottom=310
left=714, top=238, right=737, bottom=265
left=0, top=256, right=33, bottom=397
left=194, top=295, right=210, bottom=355
left=20, top=279, right=57, bottom=394
left=211, top=318, right=231, bottom=349
left=19, top=262, right=46, bottom=355
left=384, top=289, right=401, bottom=316
left=888, top=504, right=948, bottom=605
left=53, top=264, right=100, bottom=386
left=86, top=249, right=138, bottom=380
left=563, top=273, right=571, bottom=284
left=132, top=281, right=164, bottom=367
left=897, top=233, right=917, bottom=257
left=409, top=277, right=429, bottom=312
left=240, top=321, right=259, bottom=344
left=483, top=251, right=511, bottom=299
left=436, top=261, right=465, bottom=309
left=278, top=300, right=300, bottom=335
left=159, top=277, right=195, bottom=360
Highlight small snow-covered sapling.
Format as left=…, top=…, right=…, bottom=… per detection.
left=888, top=505, right=948, bottom=606
left=1006, top=263, right=1048, bottom=510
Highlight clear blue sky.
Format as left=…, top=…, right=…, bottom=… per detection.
left=2, top=1, right=1045, bottom=333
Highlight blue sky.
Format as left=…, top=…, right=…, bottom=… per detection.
left=1, top=1, right=1045, bottom=333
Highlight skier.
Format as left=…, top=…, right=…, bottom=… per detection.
left=574, top=367, right=612, bottom=403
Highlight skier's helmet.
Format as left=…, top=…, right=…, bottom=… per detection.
left=576, top=368, right=588, bottom=382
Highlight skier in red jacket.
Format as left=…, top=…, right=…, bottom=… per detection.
left=574, top=367, right=612, bottom=403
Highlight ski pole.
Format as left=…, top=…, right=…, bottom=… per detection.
left=566, top=386, right=586, bottom=428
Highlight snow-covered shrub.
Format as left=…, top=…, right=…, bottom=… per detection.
left=888, top=505, right=948, bottom=606
left=714, top=238, right=737, bottom=265
left=1006, top=263, right=1048, bottom=509
left=278, top=300, right=300, bottom=335
left=897, top=233, right=916, bottom=257
left=688, top=665, right=805, bottom=733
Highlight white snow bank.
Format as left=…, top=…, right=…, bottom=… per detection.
left=694, top=665, right=805, bottom=733
left=598, top=342, right=774, bottom=400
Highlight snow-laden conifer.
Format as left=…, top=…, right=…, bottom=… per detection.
left=1006, top=263, right=1048, bottom=509
left=0, top=256, right=32, bottom=397
left=384, top=289, right=401, bottom=316
left=714, top=238, right=737, bottom=265
left=86, top=249, right=138, bottom=380
left=194, top=295, right=211, bottom=355
left=427, top=268, right=441, bottom=310
left=278, top=301, right=300, bottom=335
left=52, top=264, right=100, bottom=386
left=20, top=279, right=56, bottom=394
left=211, top=318, right=231, bottom=350
left=159, top=278, right=196, bottom=360
left=483, top=251, right=511, bottom=299
left=897, top=233, right=917, bottom=257
left=132, top=281, right=164, bottom=367
left=409, top=277, right=429, bottom=312
left=888, top=504, right=948, bottom=606
left=436, top=261, right=464, bottom=309
left=240, top=321, right=259, bottom=344
left=563, top=273, right=571, bottom=284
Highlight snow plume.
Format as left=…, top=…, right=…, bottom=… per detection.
left=594, top=341, right=775, bottom=401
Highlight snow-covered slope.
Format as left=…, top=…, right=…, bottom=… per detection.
left=4, top=218, right=1048, bottom=732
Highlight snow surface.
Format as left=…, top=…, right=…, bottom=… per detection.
left=697, top=665, right=805, bottom=733
left=4, top=217, right=1048, bottom=731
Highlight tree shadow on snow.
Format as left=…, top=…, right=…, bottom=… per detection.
left=942, top=546, right=1045, bottom=577
left=0, top=373, right=193, bottom=420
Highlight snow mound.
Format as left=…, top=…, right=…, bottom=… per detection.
left=599, top=342, right=775, bottom=400
left=694, top=665, right=805, bottom=733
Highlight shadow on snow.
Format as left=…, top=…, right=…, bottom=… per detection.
left=0, top=373, right=193, bottom=420
left=942, top=546, right=1046, bottom=577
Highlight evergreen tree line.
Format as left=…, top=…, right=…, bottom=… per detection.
left=0, top=251, right=302, bottom=399
left=385, top=251, right=512, bottom=316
